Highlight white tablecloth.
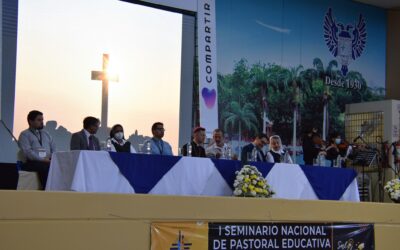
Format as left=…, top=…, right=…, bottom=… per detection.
left=46, top=151, right=359, bottom=201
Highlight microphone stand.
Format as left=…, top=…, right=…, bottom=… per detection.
left=353, top=135, right=372, bottom=201
left=0, top=120, right=19, bottom=144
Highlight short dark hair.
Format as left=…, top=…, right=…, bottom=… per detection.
left=193, top=126, right=205, bottom=134
left=110, top=124, right=123, bottom=138
left=27, top=110, right=43, bottom=123
left=256, top=133, right=268, bottom=140
left=151, top=122, right=163, bottom=131
left=213, top=128, right=223, bottom=134
left=303, top=124, right=318, bottom=134
left=83, top=116, right=100, bottom=129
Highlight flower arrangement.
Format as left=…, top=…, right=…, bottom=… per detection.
left=233, top=165, right=275, bottom=198
left=384, top=178, right=400, bottom=203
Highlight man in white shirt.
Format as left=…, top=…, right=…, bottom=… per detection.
left=206, top=128, right=228, bottom=159
left=18, top=110, right=56, bottom=189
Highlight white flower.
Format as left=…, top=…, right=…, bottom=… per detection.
left=233, top=189, right=242, bottom=196
left=384, top=178, right=400, bottom=201
left=233, top=165, right=275, bottom=198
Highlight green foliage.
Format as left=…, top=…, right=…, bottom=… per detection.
left=218, top=58, right=385, bottom=143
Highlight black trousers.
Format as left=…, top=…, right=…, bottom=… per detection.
left=22, top=160, right=50, bottom=190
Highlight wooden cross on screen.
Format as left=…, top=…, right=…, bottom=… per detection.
left=91, top=54, right=119, bottom=131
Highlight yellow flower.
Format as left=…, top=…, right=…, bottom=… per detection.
left=249, top=185, right=255, bottom=190
left=257, top=181, right=264, bottom=186
left=244, top=178, right=250, bottom=183
left=250, top=174, right=257, bottom=179
left=242, top=187, right=247, bottom=192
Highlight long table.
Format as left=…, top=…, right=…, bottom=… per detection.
left=46, top=151, right=359, bottom=201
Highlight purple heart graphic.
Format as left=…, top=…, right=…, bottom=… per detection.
left=202, top=87, right=216, bottom=109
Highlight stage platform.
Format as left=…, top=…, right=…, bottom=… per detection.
left=0, top=191, right=399, bottom=249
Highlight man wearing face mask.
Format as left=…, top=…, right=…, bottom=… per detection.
left=70, top=116, right=101, bottom=150
left=109, top=124, right=136, bottom=153
left=18, top=110, right=56, bottom=189
left=145, top=122, right=173, bottom=155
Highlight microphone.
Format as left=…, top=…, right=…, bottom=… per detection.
left=353, top=136, right=360, bottom=143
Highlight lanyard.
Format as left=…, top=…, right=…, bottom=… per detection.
left=30, top=129, right=42, bottom=146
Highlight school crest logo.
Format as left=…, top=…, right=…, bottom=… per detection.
left=323, top=8, right=367, bottom=76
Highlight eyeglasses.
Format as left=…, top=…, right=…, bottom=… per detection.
left=156, top=128, right=165, bottom=131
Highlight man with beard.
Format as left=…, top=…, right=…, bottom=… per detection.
left=182, top=126, right=206, bottom=157
left=18, top=110, right=56, bottom=189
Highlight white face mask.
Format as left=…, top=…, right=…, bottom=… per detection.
left=114, top=132, right=124, bottom=140
left=335, top=138, right=341, bottom=144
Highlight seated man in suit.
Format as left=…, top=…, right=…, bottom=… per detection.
left=181, top=126, right=206, bottom=157
left=241, top=133, right=269, bottom=165
left=18, top=110, right=56, bottom=189
left=70, top=116, right=100, bottom=150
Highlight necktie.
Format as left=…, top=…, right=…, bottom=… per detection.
left=88, top=135, right=95, bottom=150
left=158, top=140, right=164, bottom=154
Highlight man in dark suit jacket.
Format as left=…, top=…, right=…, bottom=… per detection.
left=241, top=133, right=269, bottom=165
left=70, top=116, right=101, bottom=150
left=302, top=126, right=320, bottom=166
left=182, top=126, right=206, bottom=157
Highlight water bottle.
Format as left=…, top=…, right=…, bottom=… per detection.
left=335, top=155, right=342, bottom=168
left=106, top=139, right=112, bottom=151
left=318, top=154, right=326, bottom=167
left=187, top=142, right=192, bottom=157
left=251, top=147, right=257, bottom=162
left=282, top=151, right=288, bottom=163
left=314, top=154, right=320, bottom=166
left=145, top=141, right=151, bottom=154
left=217, top=145, right=226, bottom=159
left=226, top=144, right=232, bottom=159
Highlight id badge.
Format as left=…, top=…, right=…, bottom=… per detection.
left=38, top=149, right=47, bottom=158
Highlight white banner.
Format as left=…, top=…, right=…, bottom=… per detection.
left=197, top=0, right=218, bottom=136
left=139, top=0, right=197, bottom=12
